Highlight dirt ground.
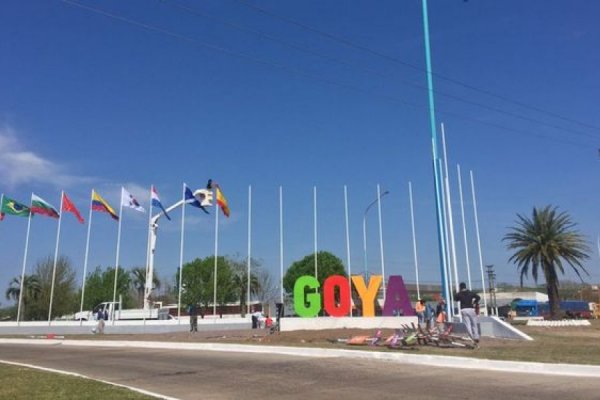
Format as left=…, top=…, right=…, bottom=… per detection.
left=57, top=320, right=600, bottom=365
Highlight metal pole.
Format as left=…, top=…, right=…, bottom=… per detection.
left=279, top=186, right=284, bottom=304
left=408, top=182, right=420, bottom=300
left=79, top=190, right=94, bottom=325
left=111, top=194, right=124, bottom=325
left=343, top=185, right=352, bottom=317
left=313, top=186, right=318, bottom=280
left=457, top=164, right=473, bottom=290
left=16, top=206, right=33, bottom=324
left=421, top=0, right=450, bottom=315
left=376, top=184, right=386, bottom=300
left=48, top=191, right=65, bottom=324
left=213, top=203, right=219, bottom=316
left=247, top=185, right=252, bottom=315
left=177, top=183, right=186, bottom=323
left=470, top=170, right=488, bottom=315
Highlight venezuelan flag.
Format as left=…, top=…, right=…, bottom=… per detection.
left=92, top=190, right=119, bottom=220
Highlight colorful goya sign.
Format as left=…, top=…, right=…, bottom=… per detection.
left=293, top=274, right=415, bottom=317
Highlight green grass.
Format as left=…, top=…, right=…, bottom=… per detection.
left=0, top=363, right=155, bottom=400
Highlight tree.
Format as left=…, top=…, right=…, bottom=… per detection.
left=255, top=268, right=279, bottom=310
left=130, top=266, right=161, bottom=307
left=26, top=256, right=78, bottom=320
left=82, top=266, right=133, bottom=310
left=229, top=256, right=261, bottom=317
left=503, top=206, right=590, bottom=319
left=283, top=251, right=347, bottom=294
left=5, top=274, right=41, bottom=319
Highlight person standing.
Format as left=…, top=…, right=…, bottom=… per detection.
left=415, top=299, right=426, bottom=325
left=188, top=303, right=198, bottom=333
left=435, top=298, right=447, bottom=333
left=454, top=282, right=481, bottom=343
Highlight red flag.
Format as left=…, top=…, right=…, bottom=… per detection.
left=62, top=193, right=85, bottom=224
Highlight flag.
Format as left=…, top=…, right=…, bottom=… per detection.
left=207, top=179, right=230, bottom=218
left=151, top=186, right=171, bottom=220
left=185, top=185, right=209, bottom=214
left=121, top=187, right=145, bottom=213
left=0, top=196, right=31, bottom=219
left=91, top=190, right=119, bottom=221
left=30, top=193, right=60, bottom=218
left=216, top=187, right=230, bottom=218
left=62, top=192, right=84, bottom=223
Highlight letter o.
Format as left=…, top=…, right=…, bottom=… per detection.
left=323, top=275, right=350, bottom=317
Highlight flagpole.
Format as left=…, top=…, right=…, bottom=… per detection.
left=213, top=202, right=219, bottom=316
left=279, top=186, right=284, bottom=305
left=470, top=170, right=488, bottom=315
left=439, top=158, right=453, bottom=318
left=343, top=185, right=352, bottom=317
left=376, top=184, right=386, bottom=300
left=246, top=185, right=252, bottom=316
left=409, top=182, right=421, bottom=300
left=16, top=202, right=33, bottom=324
left=313, top=186, right=318, bottom=280
left=111, top=191, right=124, bottom=324
left=79, top=190, right=94, bottom=325
left=441, top=125, right=460, bottom=297
left=422, top=0, right=450, bottom=317
left=48, top=191, right=65, bottom=324
left=143, top=185, right=154, bottom=312
left=178, top=183, right=186, bottom=324
left=457, top=164, right=473, bottom=290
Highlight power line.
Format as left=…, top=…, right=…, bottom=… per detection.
left=164, top=0, right=600, bottom=142
left=232, top=0, right=600, bottom=133
left=60, top=0, right=593, bottom=149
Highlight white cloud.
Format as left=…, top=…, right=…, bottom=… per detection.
left=0, top=125, right=92, bottom=188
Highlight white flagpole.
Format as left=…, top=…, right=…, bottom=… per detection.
left=457, top=164, right=473, bottom=290
left=48, top=191, right=65, bottom=324
left=178, top=183, right=186, bottom=324
left=409, top=182, right=421, bottom=300
left=470, top=170, right=488, bottom=315
left=376, top=184, right=386, bottom=300
left=313, top=186, right=318, bottom=280
left=246, top=185, right=252, bottom=315
left=79, top=190, right=94, bottom=325
left=343, top=185, right=352, bottom=317
left=144, top=185, right=154, bottom=323
left=16, top=201, right=33, bottom=324
left=279, top=186, right=284, bottom=304
left=213, top=201, right=219, bottom=316
left=111, top=190, right=124, bottom=324
left=441, top=124, right=460, bottom=295
left=439, top=158, right=454, bottom=318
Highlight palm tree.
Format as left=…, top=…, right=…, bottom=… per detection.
left=130, top=267, right=160, bottom=307
left=503, top=206, right=590, bottom=319
left=5, top=274, right=41, bottom=319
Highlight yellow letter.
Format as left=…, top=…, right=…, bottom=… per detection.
left=351, top=275, right=382, bottom=317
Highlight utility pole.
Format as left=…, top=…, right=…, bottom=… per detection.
left=486, top=265, right=497, bottom=316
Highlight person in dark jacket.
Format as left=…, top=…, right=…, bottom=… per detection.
left=454, top=282, right=481, bottom=343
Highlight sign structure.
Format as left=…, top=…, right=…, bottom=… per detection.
left=293, top=275, right=415, bottom=317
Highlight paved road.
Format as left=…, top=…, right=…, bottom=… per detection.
left=1, top=344, right=598, bottom=400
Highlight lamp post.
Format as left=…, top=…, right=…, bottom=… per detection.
left=362, top=190, right=390, bottom=281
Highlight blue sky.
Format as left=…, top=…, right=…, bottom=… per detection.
left=1, top=0, right=600, bottom=303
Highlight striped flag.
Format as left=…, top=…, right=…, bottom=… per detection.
left=151, top=186, right=171, bottom=220
left=92, top=190, right=119, bottom=221
left=31, top=193, right=60, bottom=218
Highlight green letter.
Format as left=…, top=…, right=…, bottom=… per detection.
left=294, top=275, right=321, bottom=317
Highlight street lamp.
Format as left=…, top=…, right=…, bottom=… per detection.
left=362, top=190, right=390, bottom=281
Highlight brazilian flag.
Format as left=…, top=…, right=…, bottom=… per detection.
left=0, top=196, right=31, bottom=219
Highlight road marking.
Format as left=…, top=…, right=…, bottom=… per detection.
left=0, top=359, right=181, bottom=400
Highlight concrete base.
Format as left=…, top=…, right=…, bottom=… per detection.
left=0, top=316, right=531, bottom=340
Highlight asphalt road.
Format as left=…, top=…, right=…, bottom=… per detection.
left=1, top=344, right=598, bottom=400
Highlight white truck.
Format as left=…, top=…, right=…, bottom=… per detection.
left=74, top=301, right=163, bottom=321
